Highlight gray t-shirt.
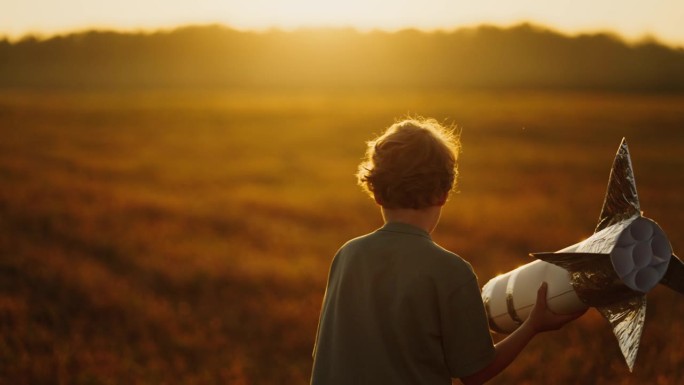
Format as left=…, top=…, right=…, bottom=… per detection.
left=311, top=221, right=495, bottom=385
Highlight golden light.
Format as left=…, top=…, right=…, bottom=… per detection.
left=1, top=0, right=684, bottom=46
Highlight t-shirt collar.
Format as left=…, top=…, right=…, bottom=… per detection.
left=378, top=221, right=432, bottom=240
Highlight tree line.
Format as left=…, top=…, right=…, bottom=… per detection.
left=1, top=23, right=683, bottom=90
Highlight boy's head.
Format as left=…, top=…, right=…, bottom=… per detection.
left=357, top=118, right=460, bottom=209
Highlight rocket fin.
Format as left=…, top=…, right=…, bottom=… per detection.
left=659, top=254, right=684, bottom=294
left=596, top=295, right=646, bottom=372
left=531, top=252, right=605, bottom=271
left=595, top=138, right=641, bottom=233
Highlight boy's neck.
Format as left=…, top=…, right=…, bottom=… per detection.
left=381, top=205, right=443, bottom=234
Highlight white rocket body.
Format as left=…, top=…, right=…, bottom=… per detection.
left=482, top=260, right=585, bottom=333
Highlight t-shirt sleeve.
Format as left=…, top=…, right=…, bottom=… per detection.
left=440, top=272, right=496, bottom=379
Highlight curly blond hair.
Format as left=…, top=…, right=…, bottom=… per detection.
left=356, top=118, right=460, bottom=209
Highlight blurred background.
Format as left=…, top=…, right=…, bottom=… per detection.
left=1, top=1, right=684, bottom=384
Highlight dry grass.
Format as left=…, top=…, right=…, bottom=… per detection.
left=1, top=88, right=684, bottom=384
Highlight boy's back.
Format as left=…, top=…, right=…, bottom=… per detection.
left=311, top=221, right=495, bottom=385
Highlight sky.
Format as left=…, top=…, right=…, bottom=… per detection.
left=3, top=0, right=684, bottom=46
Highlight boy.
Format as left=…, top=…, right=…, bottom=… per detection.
left=310, top=118, right=583, bottom=385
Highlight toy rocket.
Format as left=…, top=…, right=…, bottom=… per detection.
left=481, top=138, right=684, bottom=371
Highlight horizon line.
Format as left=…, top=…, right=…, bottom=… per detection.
left=2, top=20, right=682, bottom=49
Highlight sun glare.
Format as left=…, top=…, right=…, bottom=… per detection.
left=224, top=0, right=420, bottom=31
left=1, top=0, right=684, bottom=46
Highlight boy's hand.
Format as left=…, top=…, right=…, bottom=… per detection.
left=528, top=282, right=586, bottom=333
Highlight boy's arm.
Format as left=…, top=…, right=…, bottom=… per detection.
left=458, top=282, right=585, bottom=385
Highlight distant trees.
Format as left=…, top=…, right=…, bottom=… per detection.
left=1, top=23, right=683, bottom=90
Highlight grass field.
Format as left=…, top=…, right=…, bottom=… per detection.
left=1, top=87, right=684, bottom=384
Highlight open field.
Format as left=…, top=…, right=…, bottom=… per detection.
left=1, top=88, right=684, bottom=384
